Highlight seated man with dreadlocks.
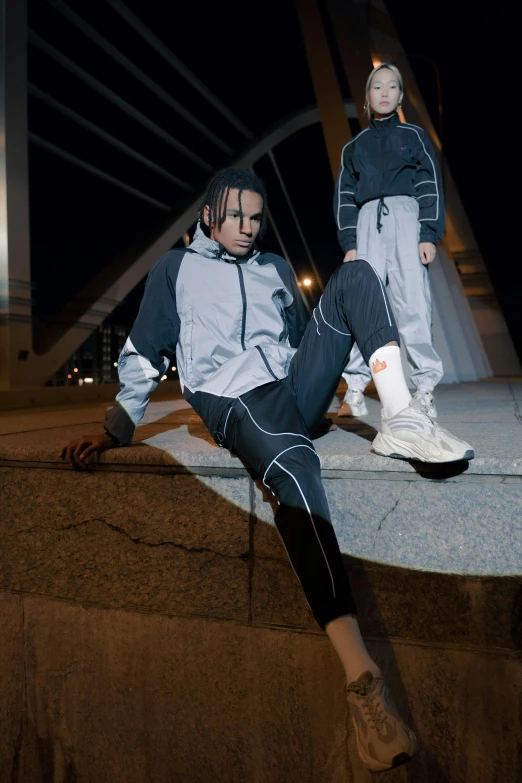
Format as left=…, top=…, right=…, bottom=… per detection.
left=61, top=168, right=473, bottom=773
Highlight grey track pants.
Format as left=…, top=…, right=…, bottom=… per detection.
left=342, top=196, right=443, bottom=392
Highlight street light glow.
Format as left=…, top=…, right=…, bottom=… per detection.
left=303, top=278, right=312, bottom=287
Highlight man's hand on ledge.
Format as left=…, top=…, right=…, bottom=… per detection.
left=59, top=432, right=118, bottom=470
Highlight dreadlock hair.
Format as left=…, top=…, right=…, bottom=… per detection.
left=198, top=168, right=268, bottom=238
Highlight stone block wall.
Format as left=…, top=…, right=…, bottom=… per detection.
left=1, top=463, right=521, bottom=782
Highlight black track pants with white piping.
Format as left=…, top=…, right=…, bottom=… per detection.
left=219, top=260, right=400, bottom=628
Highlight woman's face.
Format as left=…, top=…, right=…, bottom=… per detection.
left=368, top=68, right=402, bottom=118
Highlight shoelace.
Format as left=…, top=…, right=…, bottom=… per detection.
left=376, top=197, right=389, bottom=233
left=382, top=403, right=435, bottom=428
left=409, top=397, right=435, bottom=423
left=365, top=693, right=386, bottom=731
left=348, top=681, right=386, bottom=731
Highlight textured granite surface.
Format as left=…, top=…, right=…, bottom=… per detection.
left=0, top=593, right=23, bottom=782
left=1, top=383, right=521, bottom=782
left=1, top=414, right=520, bottom=476
left=1, top=382, right=521, bottom=476
left=253, top=473, right=521, bottom=576
left=0, top=467, right=251, bottom=620
left=2, top=592, right=520, bottom=783
left=1, top=382, right=521, bottom=577
left=3, top=459, right=520, bottom=647
left=327, top=477, right=522, bottom=575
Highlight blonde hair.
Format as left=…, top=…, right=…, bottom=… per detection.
left=364, top=63, right=404, bottom=119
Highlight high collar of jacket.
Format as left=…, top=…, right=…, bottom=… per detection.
left=370, top=111, right=401, bottom=131
left=189, top=222, right=260, bottom=264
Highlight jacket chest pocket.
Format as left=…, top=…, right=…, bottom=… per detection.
left=396, top=140, right=417, bottom=165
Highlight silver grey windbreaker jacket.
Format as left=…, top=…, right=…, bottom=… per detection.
left=105, top=226, right=308, bottom=444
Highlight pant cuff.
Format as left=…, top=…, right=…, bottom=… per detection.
left=359, top=325, right=400, bottom=365
left=315, top=598, right=358, bottom=630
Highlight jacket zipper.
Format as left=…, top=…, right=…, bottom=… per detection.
left=380, top=126, right=384, bottom=195
left=236, top=264, right=279, bottom=381
left=235, top=264, right=247, bottom=350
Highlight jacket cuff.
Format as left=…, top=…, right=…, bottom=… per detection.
left=104, top=428, right=121, bottom=446
left=339, top=232, right=357, bottom=254
left=419, top=229, right=440, bottom=245
left=105, top=402, right=136, bottom=446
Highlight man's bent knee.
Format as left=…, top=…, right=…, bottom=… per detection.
left=338, top=258, right=375, bottom=280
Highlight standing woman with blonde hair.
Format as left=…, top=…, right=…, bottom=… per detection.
left=334, top=62, right=444, bottom=418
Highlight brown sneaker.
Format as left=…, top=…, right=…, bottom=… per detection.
left=347, top=671, right=419, bottom=772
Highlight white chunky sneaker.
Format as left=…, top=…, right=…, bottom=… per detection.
left=373, top=398, right=474, bottom=463
left=338, top=389, right=368, bottom=417
left=413, top=389, right=437, bottom=418
left=347, top=671, right=419, bottom=772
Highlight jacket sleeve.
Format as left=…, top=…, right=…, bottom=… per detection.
left=105, top=251, right=182, bottom=445
left=414, top=130, right=445, bottom=244
left=284, top=265, right=309, bottom=348
left=334, top=141, right=359, bottom=253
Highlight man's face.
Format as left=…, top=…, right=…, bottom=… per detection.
left=205, top=188, right=263, bottom=257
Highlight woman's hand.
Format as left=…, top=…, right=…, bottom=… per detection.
left=59, top=432, right=118, bottom=470
left=343, top=249, right=357, bottom=263
left=419, top=242, right=436, bottom=265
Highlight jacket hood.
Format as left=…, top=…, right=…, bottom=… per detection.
left=189, top=222, right=260, bottom=263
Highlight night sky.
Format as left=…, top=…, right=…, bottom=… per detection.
left=27, top=0, right=520, bottom=360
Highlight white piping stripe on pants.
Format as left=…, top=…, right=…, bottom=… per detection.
left=273, top=458, right=336, bottom=599
left=263, top=444, right=320, bottom=488
left=238, top=397, right=313, bottom=443
left=313, top=309, right=321, bottom=335
left=222, top=406, right=233, bottom=440
left=318, top=297, right=351, bottom=335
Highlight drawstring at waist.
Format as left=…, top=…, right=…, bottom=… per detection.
left=376, top=197, right=389, bottom=233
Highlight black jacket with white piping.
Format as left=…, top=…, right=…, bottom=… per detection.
left=334, top=112, right=445, bottom=252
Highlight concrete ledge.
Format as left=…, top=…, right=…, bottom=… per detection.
left=2, top=415, right=520, bottom=476
left=1, top=382, right=521, bottom=576
left=1, top=381, right=521, bottom=780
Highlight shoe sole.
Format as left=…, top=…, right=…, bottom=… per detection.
left=373, top=432, right=474, bottom=463
left=352, top=718, right=420, bottom=773
left=337, top=404, right=369, bottom=418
